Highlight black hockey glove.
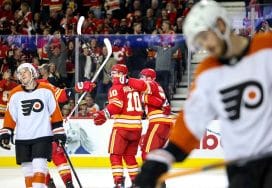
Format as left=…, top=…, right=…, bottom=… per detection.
left=0, top=128, right=13, bottom=150
left=135, top=160, right=168, bottom=188
left=52, top=127, right=67, bottom=144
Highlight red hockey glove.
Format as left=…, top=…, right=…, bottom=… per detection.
left=93, top=109, right=110, bottom=126
left=162, top=100, right=171, bottom=115
left=75, top=81, right=96, bottom=93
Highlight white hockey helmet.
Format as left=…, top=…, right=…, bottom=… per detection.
left=183, top=0, right=231, bottom=51
left=17, top=63, right=39, bottom=81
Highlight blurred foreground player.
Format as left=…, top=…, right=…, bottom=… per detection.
left=135, top=0, right=272, bottom=188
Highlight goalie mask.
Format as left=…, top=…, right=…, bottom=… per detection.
left=140, top=68, right=156, bottom=81
left=16, top=63, right=39, bottom=87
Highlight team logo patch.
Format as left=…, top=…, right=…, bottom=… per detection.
left=21, top=99, right=44, bottom=116
left=220, top=81, right=263, bottom=120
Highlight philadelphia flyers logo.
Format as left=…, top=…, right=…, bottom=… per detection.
left=220, top=81, right=263, bottom=120
left=21, top=99, right=44, bottom=116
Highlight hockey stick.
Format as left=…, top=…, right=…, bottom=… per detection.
left=156, top=151, right=272, bottom=187
left=60, top=142, right=83, bottom=188
left=76, top=16, right=99, bottom=62
left=66, top=37, right=112, bottom=121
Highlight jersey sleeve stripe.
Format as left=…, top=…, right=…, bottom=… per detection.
left=169, top=110, right=199, bottom=153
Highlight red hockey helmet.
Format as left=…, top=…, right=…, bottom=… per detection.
left=140, top=68, right=156, bottom=80
left=111, top=64, right=128, bottom=75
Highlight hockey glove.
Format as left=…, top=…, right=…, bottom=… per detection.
left=0, top=128, right=13, bottom=150
left=135, top=149, right=175, bottom=188
left=52, top=127, right=67, bottom=144
left=162, top=100, right=171, bottom=115
left=75, top=81, right=96, bottom=93
left=93, top=109, right=110, bottom=126
left=135, top=160, right=168, bottom=188
left=119, top=75, right=129, bottom=85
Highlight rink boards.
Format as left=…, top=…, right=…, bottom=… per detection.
left=0, top=119, right=224, bottom=168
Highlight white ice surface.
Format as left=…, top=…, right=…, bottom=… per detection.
left=0, top=168, right=228, bottom=188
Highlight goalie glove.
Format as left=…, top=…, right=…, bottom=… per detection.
left=0, top=128, right=13, bottom=150
left=135, top=149, right=175, bottom=188
left=93, top=109, right=110, bottom=126
left=52, top=127, right=67, bottom=144
left=75, top=81, right=96, bottom=93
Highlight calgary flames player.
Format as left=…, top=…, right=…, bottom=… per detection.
left=127, top=68, right=173, bottom=160
left=37, top=75, right=95, bottom=188
left=93, top=64, right=142, bottom=188
left=0, top=70, right=18, bottom=116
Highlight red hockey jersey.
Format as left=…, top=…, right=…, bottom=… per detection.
left=106, top=83, right=143, bottom=130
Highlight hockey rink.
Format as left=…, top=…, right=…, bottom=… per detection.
left=0, top=167, right=228, bottom=188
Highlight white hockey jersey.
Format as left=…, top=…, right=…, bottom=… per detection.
left=3, top=82, right=63, bottom=142
left=170, top=32, right=272, bottom=161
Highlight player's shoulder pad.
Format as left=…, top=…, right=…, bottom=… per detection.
left=38, top=82, right=55, bottom=92
left=9, top=85, right=23, bottom=96
left=193, top=56, right=222, bottom=80
left=248, top=32, right=272, bottom=54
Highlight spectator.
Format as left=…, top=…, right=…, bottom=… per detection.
left=61, top=104, right=71, bottom=118
left=174, top=16, right=185, bottom=34
left=182, top=0, right=194, bottom=17
left=78, top=100, right=92, bottom=117
left=46, top=35, right=68, bottom=87
left=149, top=36, right=181, bottom=101
left=142, top=8, right=156, bottom=34
left=85, top=94, right=99, bottom=115
left=0, top=69, right=18, bottom=116
left=48, top=62, right=64, bottom=88
left=78, top=43, right=96, bottom=82
left=96, top=45, right=117, bottom=95
left=126, top=23, right=147, bottom=78
left=104, top=0, right=123, bottom=20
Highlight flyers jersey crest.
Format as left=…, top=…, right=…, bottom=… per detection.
left=21, top=99, right=44, bottom=116
left=220, top=80, right=263, bottom=120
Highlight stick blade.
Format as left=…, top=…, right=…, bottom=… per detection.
left=77, top=16, right=85, bottom=35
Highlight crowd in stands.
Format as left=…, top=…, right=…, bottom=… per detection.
left=0, top=0, right=271, bottom=118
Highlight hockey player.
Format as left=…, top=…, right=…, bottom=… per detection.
left=0, top=63, right=66, bottom=188
left=37, top=76, right=95, bottom=188
left=127, top=68, right=173, bottom=160
left=93, top=64, right=143, bottom=188
left=135, top=0, right=272, bottom=188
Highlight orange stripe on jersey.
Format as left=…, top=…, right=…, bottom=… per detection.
left=114, top=114, right=142, bottom=120
left=3, top=109, right=16, bottom=129
left=169, top=111, right=199, bottom=153
left=190, top=57, right=222, bottom=92
left=247, top=32, right=272, bottom=55
left=25, top=176, right=33, bottom=188
left=109, top=129, right=117, bottom=153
